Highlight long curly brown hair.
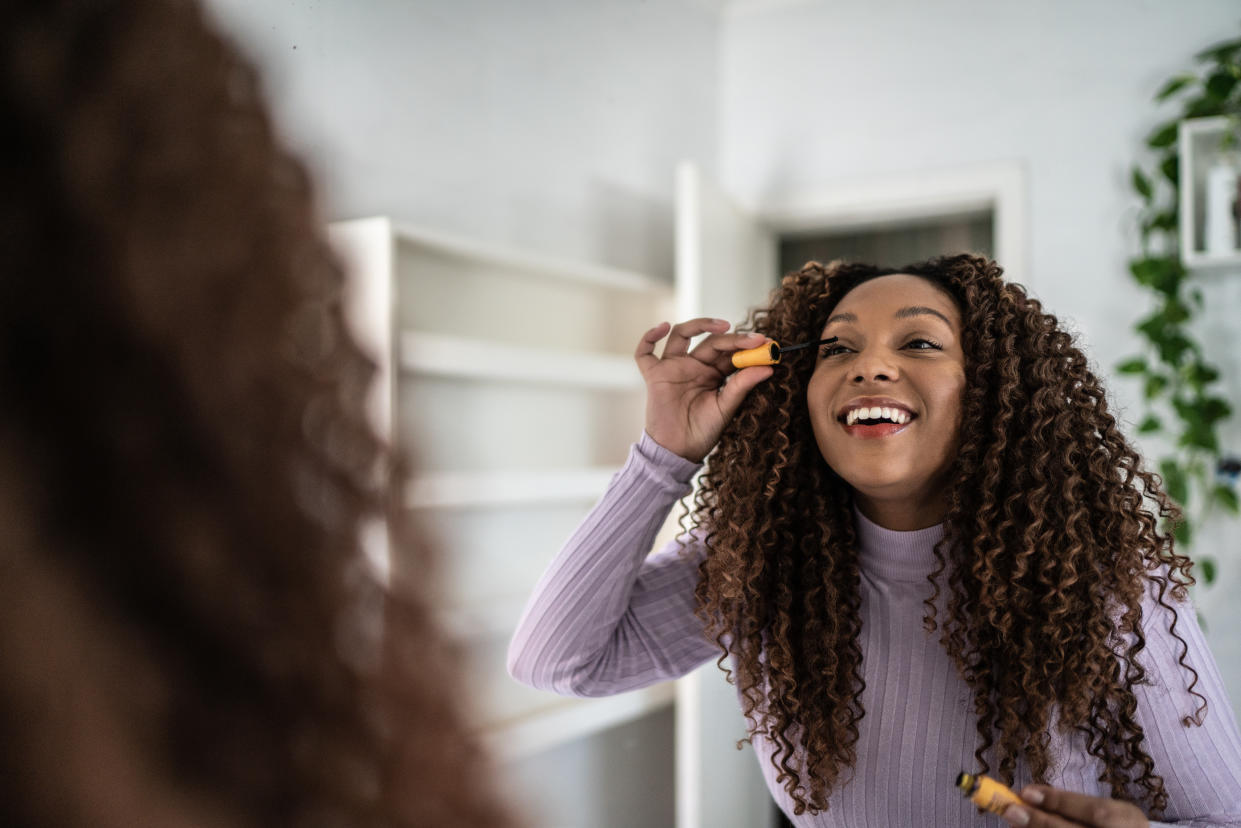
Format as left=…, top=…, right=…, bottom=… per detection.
left=0, top=1, right=514, bottom=826
left=689, top=255, right=1205, bottom=817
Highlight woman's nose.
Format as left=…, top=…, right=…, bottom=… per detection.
left=851, top=349, right=899, bottom=383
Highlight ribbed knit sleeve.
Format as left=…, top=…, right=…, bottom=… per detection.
left=1128, top=580, right=1241, bottom=826
left=506, top=433, right=718, bottom=697
left=1028, top=573, right=1241, bottom=827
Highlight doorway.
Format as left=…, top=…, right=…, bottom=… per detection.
left=777, top=209, right=995, bottom=275
left=757, top=158, right=1027, bottom=292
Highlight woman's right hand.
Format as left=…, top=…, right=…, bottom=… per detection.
left=633, top=319, right=774, bottom=463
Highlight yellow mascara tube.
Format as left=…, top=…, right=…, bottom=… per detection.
left=955, top=772, right=1023, bottom=817
left=730, top=337, right=837, bottom=369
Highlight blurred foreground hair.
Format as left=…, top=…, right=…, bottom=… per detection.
left=0, top=1, right=515, bottom=826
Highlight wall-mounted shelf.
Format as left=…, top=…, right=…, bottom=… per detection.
left=408, top=467, right=616, bottom=509
left=1178, top=115, right=1241, bottom=269
left=484, top=683, right=676, bottom=762
left=399, top=331, right=642, bottom=389
left=390, top=222, right=671, bottom=296
left=438, top=596, right=530, bottom=641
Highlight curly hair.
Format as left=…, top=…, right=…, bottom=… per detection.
left=0, top=1, right=514, bottom=826
left=688, top=254, right=1205, bottom=817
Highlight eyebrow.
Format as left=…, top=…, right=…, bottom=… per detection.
left=825, top=306, right=954, bottom=328
left=894, top=305, right=954, bottom=326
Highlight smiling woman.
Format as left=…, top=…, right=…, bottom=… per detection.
left=508, top=253, right=1241, bottom=827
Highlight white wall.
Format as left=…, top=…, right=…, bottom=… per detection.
left=719, top=0, right=1241, bottom=721
left=205, top=0, right=721, bottom=279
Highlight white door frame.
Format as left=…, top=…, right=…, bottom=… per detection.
left=753, top=159, right=1029, bottom=288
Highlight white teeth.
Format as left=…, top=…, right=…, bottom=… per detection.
left=844, top=405, right=912, bottom=426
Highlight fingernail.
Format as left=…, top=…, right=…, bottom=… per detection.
left=1021, top=787, right=1044, bottom=805
left=1003, top=805, right=1029, bottom=826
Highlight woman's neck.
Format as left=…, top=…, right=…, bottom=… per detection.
left=853, top=492, right=947, bottom=531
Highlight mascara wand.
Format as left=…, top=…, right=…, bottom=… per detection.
left=731, top=337, right=838, bottom=369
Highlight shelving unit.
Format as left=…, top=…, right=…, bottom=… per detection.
left=407, top=466, right=617, bottom=509
left=398, top=331, right=642, bottom=389
left=485, top=683, right=677, bottom=763
left=1178, top=115, right=1241, bottom=269
left=327, top=216, right=677, bottom=761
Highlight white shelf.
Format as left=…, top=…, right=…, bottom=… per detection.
left=392, top=221, right=671, bottom=296
left=399, top=330, right=643, bottom=389
left=1178, top=116, right=1241, bottom=269
left=408, top=467, right=617, bottom=509
left=1183, top=250, right=1241, bottom=269
left=438, top=595, right=529, bottom=640
left=483, top=683, right=677, bottom=762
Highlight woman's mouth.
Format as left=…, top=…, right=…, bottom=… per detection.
left=837, top=404, right=916, bottom=439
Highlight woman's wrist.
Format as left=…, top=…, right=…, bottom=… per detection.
left=638, top=431, right=702, bottom=482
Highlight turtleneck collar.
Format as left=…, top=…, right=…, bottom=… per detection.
left=854, top=505, right=945, bottom=583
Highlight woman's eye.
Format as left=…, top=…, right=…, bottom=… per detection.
left=820, top=344, right=851, bottom=358
left=903, top=338, right=943, bottom=351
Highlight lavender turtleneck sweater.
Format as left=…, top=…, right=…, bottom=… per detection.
left=507, top=434, right=1241, bottom=826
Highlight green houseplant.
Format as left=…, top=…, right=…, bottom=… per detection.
left=1119, top=35, right=1241, bottom=585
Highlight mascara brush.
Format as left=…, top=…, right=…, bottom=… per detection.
left=731, top=337, right=838, bottom=369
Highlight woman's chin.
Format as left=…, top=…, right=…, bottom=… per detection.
left=841, top=478, right=946, bottom=515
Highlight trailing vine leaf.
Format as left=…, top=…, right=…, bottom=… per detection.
left=1138, top=414, right=1162, bottom=434
left=1184, top=96, right=1221, bottom=119
left=1163, top=298, right=1190, bottom=323
left=1149, top=210, right=1178, bottom=233
left=1129, top=256, right=1183, bottom=293
left=1184, top=361, right=1221, bottom=390
left=1146, top=121, right=1179, bottom=148
left=1132, top=166, right=1153, bottom=201
left=1160, top=458, right=1190, bottom=505
left=1160, top=153, right=1179, bottom=186
left=1119, top=30, right=1240, bottom=587
left=1199, top=556, right=1217, bottom=585
left=1203, top=396, right=1232, bottom=423
left=1195, top=36, right=1241, bottom=64
left=1155, top=74, right=1196, bottom=101
left=1144, top=373, right=1169, bottom=400
left=1173, top=517, right=1193, bottom=549
left=1206, top=69, right=1238, bottom=100
left=1215, top=485, right=1240, bottom=515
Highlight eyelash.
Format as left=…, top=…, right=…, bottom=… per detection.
left=819, top=338, right=944, bottom=358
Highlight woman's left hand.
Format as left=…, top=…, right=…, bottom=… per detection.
left=1002, top=785, right=1149, bottom=827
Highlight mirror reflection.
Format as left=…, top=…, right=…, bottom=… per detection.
left=8, top=1, right=1241, bottom=826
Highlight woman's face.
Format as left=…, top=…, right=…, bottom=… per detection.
left=806, top=273, right=966, bottom=530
